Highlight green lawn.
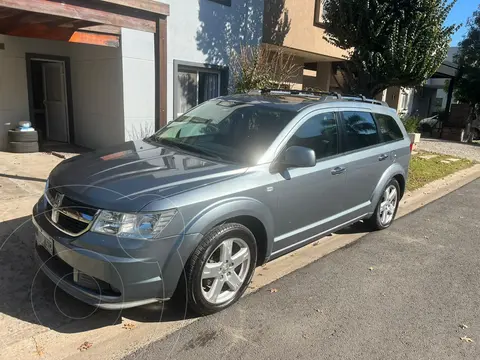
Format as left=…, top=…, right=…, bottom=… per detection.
left=407, top=152, right=474, bottom=191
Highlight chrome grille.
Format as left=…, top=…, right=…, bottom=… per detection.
left=45, top=188, right=98, bottom=236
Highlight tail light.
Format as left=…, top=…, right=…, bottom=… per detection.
left=409, top=142, right=414, bottom=153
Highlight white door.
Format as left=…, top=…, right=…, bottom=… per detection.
left=42, top=62, right=69, bottom=142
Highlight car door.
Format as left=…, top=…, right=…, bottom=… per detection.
left=271, top=110, right=350, bottom=255
left=339, top=110, right=393, bottom=217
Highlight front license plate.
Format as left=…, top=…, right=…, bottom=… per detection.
left=36, top=231, right=54, bottom=256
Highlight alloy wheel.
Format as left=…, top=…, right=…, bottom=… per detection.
left=200, top=238, right=251, bottom=305
left=379, top=185, right=398, bottom=226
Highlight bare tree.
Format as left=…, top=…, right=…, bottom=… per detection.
left=230, top=44, right=303, bottom=93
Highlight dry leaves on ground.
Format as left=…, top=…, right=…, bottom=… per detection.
left=77, top=342, right=93, bottom=351
left=368, top=267, right=374, bottom=271
left=269, top=288, right=278, bottom=293
left=122, top=322, right=137, bottom=330
left=460, top=336, right=473, bottom=343
left=33, top=338, right=44, bottom=357
left=459, top=324, right=469, bottom=329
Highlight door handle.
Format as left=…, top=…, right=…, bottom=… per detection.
left=331, top=166, right=346, bottom=175
left=378, top=154, right=389, bottom=161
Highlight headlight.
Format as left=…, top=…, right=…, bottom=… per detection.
left=91, top=209, right=177, bottom=239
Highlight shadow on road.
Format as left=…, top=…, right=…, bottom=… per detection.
left=335, top=220, right=371, bottom=235
left=0, top=215, right=196, bottom=340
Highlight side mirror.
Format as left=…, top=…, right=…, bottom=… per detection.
left=283, top=146, right=316, bottom=168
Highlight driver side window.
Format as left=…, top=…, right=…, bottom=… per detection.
left=287, top=112, right=338, bottom=160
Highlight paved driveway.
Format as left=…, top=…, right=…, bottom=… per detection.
left=0, top=152, right=94, bottom=348
left=124, top=179, right=480, bottom=360
left=418, top=138, right=480, bottom=162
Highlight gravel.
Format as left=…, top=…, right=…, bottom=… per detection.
left=417, top=138, right=480, bottom=162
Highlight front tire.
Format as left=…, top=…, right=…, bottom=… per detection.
left=183, top=223, right=257, bottom=315
left=366, top=178, right=400, bottom=231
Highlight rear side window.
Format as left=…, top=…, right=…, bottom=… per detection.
left=287, top=112, right=338, bottom=160
left=341, top=111, right=379, bottom=152
left=374, top=113, right=404, bottom=142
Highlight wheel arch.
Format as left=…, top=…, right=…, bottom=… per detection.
left=371, top=164, right=407, bottom=207
left=184, top=197, right=275, bottom=264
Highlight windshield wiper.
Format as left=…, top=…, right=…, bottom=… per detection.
left=156, top=138, right=224, bottom=161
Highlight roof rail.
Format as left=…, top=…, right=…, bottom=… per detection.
left=248, top=89, right=387, bottom=107
left=251, top=88, right=342, bottom=99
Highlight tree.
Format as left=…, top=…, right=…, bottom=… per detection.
left=323, top=0, right=460, bottom=97
left=454, top=6, right=480, bottom=105
left=230, top=45, right=303, bottom=93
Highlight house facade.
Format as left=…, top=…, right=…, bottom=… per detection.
left=0, top=0, right=263, bottom=151
left=262, top=0, right=347, bottom=92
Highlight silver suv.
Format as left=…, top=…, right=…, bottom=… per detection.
left=33, top=90, right=411, bottom=315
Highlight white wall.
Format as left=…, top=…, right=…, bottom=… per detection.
left=70, top=43, right=124, bottom=149
left=121, top=28, right=156, bottom=140
left=158, top=0, right=264, bottom=122
left=0, top=34, right=124, bottom=150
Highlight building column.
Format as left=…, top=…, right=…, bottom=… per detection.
left=121, top=28, right=156, bottom=141
left=316, top=62, right=332, bottom=91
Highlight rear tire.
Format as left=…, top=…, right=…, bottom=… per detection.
left=7, top=141, right=39, bottom=153
left=366, top=178, right=400, bottom=231
left=181, top=223, right=257, bottom=316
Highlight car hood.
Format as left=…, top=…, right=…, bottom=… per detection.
left=49, top=140, right=246, bottom=212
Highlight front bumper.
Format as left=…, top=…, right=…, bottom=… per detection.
left=32, top=199, right=201, bottom=309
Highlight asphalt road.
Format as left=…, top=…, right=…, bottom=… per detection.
left=123, top=179, right=480, bottom=360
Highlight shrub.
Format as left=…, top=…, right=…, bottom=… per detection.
left=230, top=45, right=303, bottom=93
left=401, top=116, right=421, bottom=133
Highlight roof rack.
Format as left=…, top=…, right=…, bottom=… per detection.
left=249, top=89, right=387, bottom=107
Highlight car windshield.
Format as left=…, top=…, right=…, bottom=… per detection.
left=150, top=99, right=296, bottom=165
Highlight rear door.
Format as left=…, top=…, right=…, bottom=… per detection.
left=339, top=110, right=392, bottom=216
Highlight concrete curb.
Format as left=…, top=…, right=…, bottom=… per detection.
left=6, top=164, right=480, bottom=360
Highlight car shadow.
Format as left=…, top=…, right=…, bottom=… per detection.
left=0, top=215, right=197, bottom=337
left=335, top=220, right=371, bottom=235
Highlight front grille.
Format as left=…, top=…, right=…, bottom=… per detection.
left=45, top=188, right=98, bottom=236
left=49, top=188, right=97, bottom=217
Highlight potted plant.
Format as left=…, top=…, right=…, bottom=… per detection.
left=401, top=115, right=421, bottom=146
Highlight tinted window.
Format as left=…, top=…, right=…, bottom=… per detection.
left=342, top=111, right=379, bottom=151
left=374, top=113, right=404, bottom=142
left=151, top=99, right=295, bottom=165
left=287, top=112, right=338, bottom=160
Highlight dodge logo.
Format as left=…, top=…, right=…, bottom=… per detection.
left=51, top=193, right=64, bottom=223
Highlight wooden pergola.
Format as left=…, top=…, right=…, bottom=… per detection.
left=0, top=0, right=170, bottom=128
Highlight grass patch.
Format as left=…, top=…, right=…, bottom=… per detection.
left=407, top=152, right=473, bottom=191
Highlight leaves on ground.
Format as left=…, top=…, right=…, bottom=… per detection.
left=77, top=342, right=93, bottom=351
left=368, top=267, right=374, bottom=271
left=33, top=338, right=44, bottom=357
left=122, top=322, right=137, bottom=330
left=269, top=288, right=278, bottom=293
left=312, top=241, right=320, bottom=246
left=459, top=324, right=469, bottom=329
left=460, top=336, right=473, bottom=343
